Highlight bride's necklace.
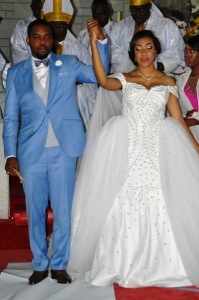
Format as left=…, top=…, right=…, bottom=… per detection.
left=137, top=69, right=157, bottom=85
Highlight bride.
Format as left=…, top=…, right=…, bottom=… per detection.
left=68, top=24, right=199, bottom=288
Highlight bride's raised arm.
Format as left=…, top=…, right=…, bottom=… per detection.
left=87, top=19, right=121, bottom=91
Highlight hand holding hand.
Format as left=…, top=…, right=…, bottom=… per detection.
left=184, top=117, right=199, bottom=127
left=87, top=19, right=105, bottom=42
left=186, top=109, right=195, bottom=118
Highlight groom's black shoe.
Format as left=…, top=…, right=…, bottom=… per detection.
left=29, top=270, right=48, bottom=284
left=51, top=269, right=72, bottom=284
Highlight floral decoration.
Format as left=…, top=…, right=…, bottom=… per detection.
left=176, top=0, right=199, bottom=40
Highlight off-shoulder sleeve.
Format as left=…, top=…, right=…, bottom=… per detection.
left=110, top=72, right=126, bottom=88
left=168, top=85, right=178, bottom=98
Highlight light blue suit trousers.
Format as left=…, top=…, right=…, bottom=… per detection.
left=20, top=146, right=76, bottom=270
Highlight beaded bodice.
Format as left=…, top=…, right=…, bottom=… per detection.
left=114, top=73, right=177, bottom=191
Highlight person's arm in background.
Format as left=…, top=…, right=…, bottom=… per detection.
left=156, top=19, right=185, bottom=74
left=109, top=19, right=131, bottom=73
left=167, top=89, right=199, bottom=152
left=0, top=52, right=6, bottom=92
left=10, top=20, right=32, bottom=65
left=177, top=75, right=199, bottom=127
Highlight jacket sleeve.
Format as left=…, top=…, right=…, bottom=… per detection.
left=2, top=68, right=20, bottom=157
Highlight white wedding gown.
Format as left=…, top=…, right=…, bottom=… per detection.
left=68, top=73, right=199, bottom=288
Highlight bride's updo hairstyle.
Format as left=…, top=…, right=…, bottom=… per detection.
left=186, top=35, right=199, bottom=51
left=128, top=30, right=161, bottom=66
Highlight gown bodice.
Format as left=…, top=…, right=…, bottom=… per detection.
left=115, top=73, right=177, bottom=128
left=113, top=73, right=178, bottom=190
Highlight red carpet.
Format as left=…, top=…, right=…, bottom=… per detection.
left=0, top=219, right=30, bottom=250
left=114, top=285, right=199, bottom=299
left=0, top=218, right=32, bottom=273
left=0, top=176, right=52, bottom=274
left=0, top=249, right=33, bottom=273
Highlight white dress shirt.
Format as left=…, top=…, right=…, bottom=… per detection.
left=32, top=56, right=49, bottom=90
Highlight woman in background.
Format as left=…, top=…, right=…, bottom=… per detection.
left=177, top=35, right=199, bottom=142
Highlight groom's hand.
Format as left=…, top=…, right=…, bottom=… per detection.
left=5, top=157, right=20, bottom=176
left=87, top=19, right=105, bottom=41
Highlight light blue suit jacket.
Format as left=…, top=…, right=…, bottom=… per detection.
left=3, top=43, right=109, bottom=166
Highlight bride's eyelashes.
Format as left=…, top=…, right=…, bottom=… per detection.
left=135, top=41, right=154, bottom=53
left=135, top=46, right=154, bottom=52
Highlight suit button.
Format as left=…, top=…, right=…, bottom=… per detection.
left=46, top=109, right=49, bottom=113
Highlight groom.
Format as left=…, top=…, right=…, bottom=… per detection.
left=3, top=18, right=108, bottom=284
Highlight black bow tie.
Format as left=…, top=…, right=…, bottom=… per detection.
left=34, top=58, right=50, bottom=67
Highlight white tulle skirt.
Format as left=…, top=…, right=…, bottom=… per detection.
left=67, top=88, right=199, bottom=287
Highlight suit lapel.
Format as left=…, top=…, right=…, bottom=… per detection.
left=22, top=58, right=46, bottom=108
left=22, top=58, right=34, bottom=92
left=47, top=53, right=63, bottom=108
left=22, top=54, right=63, bottom=108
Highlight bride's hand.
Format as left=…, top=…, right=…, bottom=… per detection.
left=186, top=109, right=195, bottom=118
left=87, top=20, right=97, bottom=44
left=184, top=117, right=199, bottom=127
left=87, top=19, right=105, bottom=42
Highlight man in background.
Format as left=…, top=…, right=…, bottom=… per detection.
left=76, top=0, right=115, bottom=123
left=10, top=0, right=44, bottom=65
left=110, top=0, right=185, bottom=76
left=78, top=0, right=115, bottom=55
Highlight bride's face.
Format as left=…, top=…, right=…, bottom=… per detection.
left=134, top=37, right=156, bottom=67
